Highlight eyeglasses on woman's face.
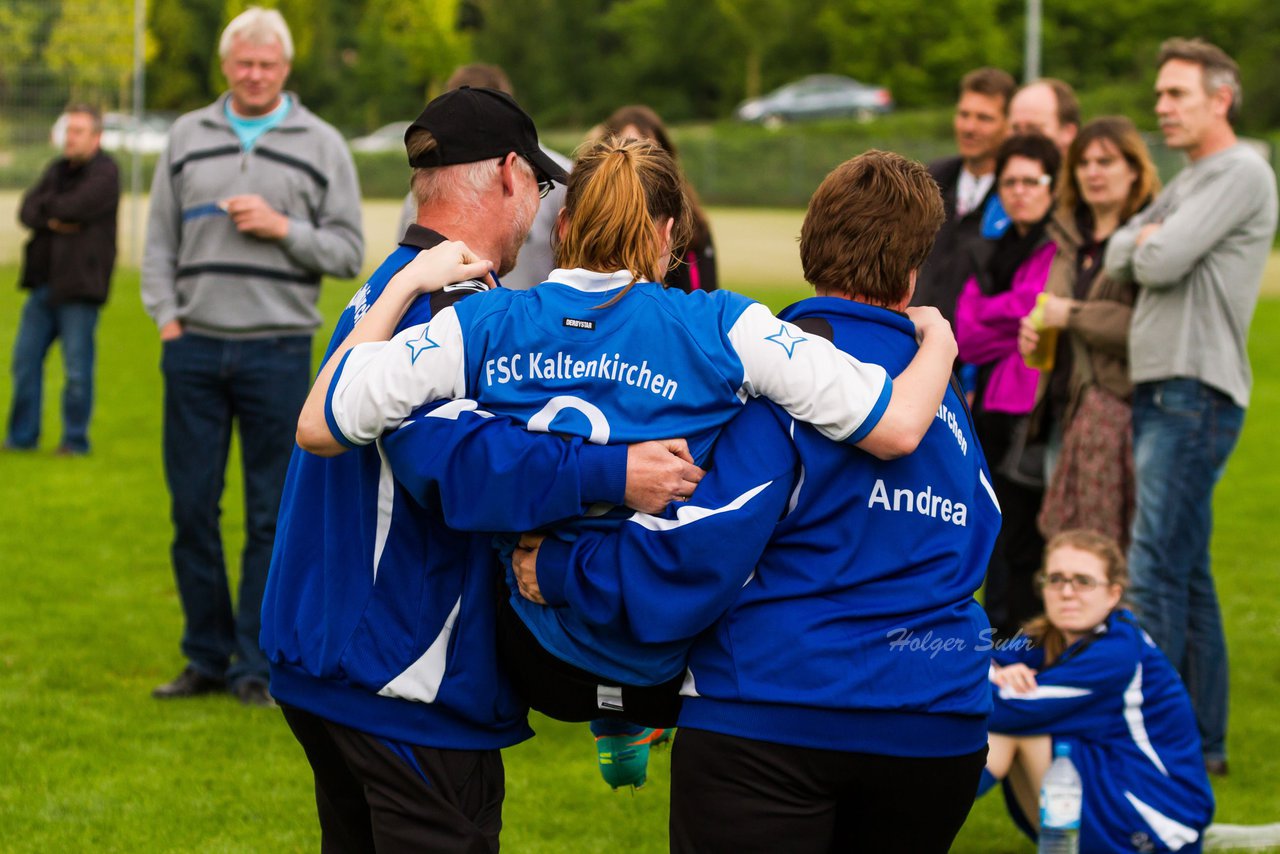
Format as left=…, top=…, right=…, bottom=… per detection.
left=998, top=173, right=1052, bottom=192
left=1037, top=571, right=1103, bottom=592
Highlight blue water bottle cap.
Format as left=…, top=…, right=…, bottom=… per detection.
left=1054, top=742, right=1071, bottom=758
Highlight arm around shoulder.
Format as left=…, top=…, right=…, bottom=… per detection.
left=856, top=305, right=956, bottom=459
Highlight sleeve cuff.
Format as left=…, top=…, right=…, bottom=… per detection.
left=847, top=372, right=893, bottom=444
left=535, top=536, right=574, bottom=607
left=323, top=350, right=361, bottom=449
left=578, top=443, right=628, bottom=506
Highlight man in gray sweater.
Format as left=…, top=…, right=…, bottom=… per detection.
left=1105, top=37, right=1277, bottom=775
left=142, top=6, right=363, bottom=706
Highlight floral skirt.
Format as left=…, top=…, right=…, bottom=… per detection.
left=1038, top=385, right=1135, bottom=549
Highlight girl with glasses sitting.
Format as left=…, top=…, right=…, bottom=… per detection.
left=977, top=529, right=1215, bottom=852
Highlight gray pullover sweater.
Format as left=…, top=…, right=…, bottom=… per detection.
left=1105, top=142, right=1277, bottom=408
left=142, top=93, right=363, bottom=338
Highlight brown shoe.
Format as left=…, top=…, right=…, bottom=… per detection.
left=1205, top=758, right=1229, bottom=777
left=152, top=666, right=226, bottom=699
left=232, top=679, right=278, bottom=708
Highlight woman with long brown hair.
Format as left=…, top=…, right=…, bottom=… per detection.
left=1020, top=117, right=1161, bottom=549
left=977, top=530, right=1214, bottom=852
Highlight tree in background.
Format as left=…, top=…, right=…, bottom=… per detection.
left=147, top=0, right=224, bottom=111
left=45, top=0, right=156, bottom=107
left=352, top=0, right=472, bottom=129
left=819, top=0, right=1016, bottom=108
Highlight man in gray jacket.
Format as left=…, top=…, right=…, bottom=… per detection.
left=142, top=6, right=363, bottom=706
left=1105, top=37, right=1277, bottom=775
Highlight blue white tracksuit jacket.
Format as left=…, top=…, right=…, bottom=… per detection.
left=326, top=271, right=894, bottom=686
left=991, top=609, right=1215, bottom=852
left=260, top=226, right=629, bottom=749
left=532, top=297, right=1002, bottom=756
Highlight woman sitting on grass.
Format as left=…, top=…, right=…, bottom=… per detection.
left=979, top=529, right=1214, bottom=852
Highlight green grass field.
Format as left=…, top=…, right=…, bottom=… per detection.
left=1, top=257, right=1277, bottom=852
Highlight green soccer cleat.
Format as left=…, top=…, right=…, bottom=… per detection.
left=594, top=731, right=652, bottom=790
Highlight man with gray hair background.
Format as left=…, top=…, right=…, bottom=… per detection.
left=1105, top=37, right=1277, bottom=776
left=142, top=6, right=363, bottom=706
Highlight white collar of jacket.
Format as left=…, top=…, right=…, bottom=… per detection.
left=546, top=268, right=651, bottom=293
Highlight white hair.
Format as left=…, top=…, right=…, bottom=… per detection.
left=219, top=7, right=294, bottom=61
left=409, top=134, right=536, bottom=213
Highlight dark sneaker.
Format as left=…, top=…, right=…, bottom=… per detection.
left=232, top=679, right=278, bottom=708
left=152, top=666, right=226, bottom=699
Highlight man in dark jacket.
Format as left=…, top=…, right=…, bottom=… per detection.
left=6, top=104, right=119, bottom=455
left=911, top=68, right=1015, bottom=327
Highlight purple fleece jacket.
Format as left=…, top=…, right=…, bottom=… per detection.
left=955, top=241, right=1057, bottom=414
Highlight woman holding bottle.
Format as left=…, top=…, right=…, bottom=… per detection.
left=978, top=529, right=1214, bottom=853
left=1019, top=117, right=1160, bottom=548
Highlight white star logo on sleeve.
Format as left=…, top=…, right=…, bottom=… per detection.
left=764, top=323, right=807, bottom=358
left=405, top=327, right=440, bottom=364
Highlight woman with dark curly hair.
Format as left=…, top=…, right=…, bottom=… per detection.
left=955, top=133, right=1062, bottom=639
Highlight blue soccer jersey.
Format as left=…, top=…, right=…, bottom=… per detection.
left=326, top=269, right=895, bottom=684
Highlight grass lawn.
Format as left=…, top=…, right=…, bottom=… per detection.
left=1, top=262, right=1277, bottom=852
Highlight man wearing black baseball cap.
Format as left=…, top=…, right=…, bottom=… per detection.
left=405, top=86, right=567, bottom=184
left=263, top=87, right=682, bottom=850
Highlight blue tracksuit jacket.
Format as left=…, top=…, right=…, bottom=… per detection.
left=990, top=609, right=1215, bottom=852
left=533, top=297, right=1002, bottom=756
left=260, top=226, right=627, bottom=749
left=325, top=271, right=894, bottom=686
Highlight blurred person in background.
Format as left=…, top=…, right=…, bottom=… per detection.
left=1104, top=37, right=1278, bottom=775
left=955, top=133, right=1061, bottom=640
left=1008, top=78, right=1080, bottom=154
left=396, top=63, right=572, bottom=290
left=6, top=104, right=119, bottom=456
left=142, top=6, right=363, bottom=707
left=911, top=67, right=1015, bottom=326
left=602, top=105, right=718, bottom=292
left=1019, top=117, right=1160, bottom=549
left=978, top=529, right=1214, bottom=853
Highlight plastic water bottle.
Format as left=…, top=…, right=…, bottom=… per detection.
left=1039, top=742, right=1082, bottom=853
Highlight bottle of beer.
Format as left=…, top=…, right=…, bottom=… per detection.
left=1024, top=292, right=1058, bottom=371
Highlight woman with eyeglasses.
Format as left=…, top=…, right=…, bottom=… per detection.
left=977, top=529, right=1214, bottom=852
left=1019, top=117, right=1160, bottom=550
left=955, top=133, right=1061, bottom=640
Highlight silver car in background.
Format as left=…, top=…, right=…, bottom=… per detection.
left=736, top=74, right=893, bottom=125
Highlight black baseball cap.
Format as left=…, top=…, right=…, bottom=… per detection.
left=404, top=86, right=568, bottom=186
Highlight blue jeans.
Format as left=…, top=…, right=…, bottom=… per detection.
left=161, top=332, right=311, bottom=686
left=6, top=286, right=100, bottom=453
left=1129, top=378, right=1244, bottom=761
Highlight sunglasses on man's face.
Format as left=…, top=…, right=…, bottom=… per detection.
left=537, top=177, right=554, bottom=199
